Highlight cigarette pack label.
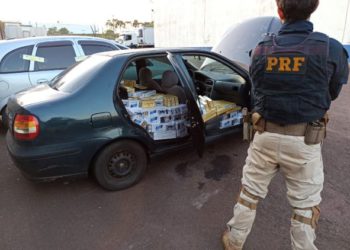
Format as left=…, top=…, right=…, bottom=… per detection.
left=141, top=99, right=156, bottom=108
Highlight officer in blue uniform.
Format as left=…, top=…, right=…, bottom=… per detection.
left=222, top=0, right=349, bottom=249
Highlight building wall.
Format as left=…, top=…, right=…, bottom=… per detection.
left=154, top=0, right=350, bottom=47
left=2, top=22, right=47, bottom=39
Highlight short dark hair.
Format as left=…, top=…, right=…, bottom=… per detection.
left=276, top=0, right=319, bottom=21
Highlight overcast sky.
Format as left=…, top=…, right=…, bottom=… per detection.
left=2, top=0, right=154, bottom=26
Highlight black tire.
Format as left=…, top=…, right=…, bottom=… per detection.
left=93, top=140, right=148, bottom=191
left=1, top=107, right=8, bottom=131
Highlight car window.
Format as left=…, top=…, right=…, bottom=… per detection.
left=183, top=55, right=237, bottom=75
left=0, top=45, right=33, bottom=73
left=147, top=57, right=174, bottom=79
left=34, top=45, right=76, bottom=71
left=81, top=44, right=115, bottom=55
left=182, top=54, right=246, bottom=98
left=120, top=57, right=174, bottom=83
left=51, top=55, right=109, bottom=93
left=116, top=44, right=129, bottom=50
left=123, top=63, right=137, bottom=80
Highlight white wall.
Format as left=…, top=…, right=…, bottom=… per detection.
left=154, top=0, right=350, bottom=47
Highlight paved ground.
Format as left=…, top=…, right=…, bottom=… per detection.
left=1, top=83, right=349, bottom=250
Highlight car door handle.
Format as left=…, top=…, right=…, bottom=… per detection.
left=37, top=79, right=49, bottom=84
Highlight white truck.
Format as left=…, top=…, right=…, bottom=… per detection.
left=119, top=27, right=154, bottom=48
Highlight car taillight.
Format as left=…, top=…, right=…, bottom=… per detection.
left=13, top=114, right=40, bottom=140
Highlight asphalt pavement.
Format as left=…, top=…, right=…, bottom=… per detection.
left=1, top=83, right=349, bottom=250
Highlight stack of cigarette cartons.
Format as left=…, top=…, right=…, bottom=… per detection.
left=122, top=89, right=189, bottom=140
left=197, top=95, right=243, bottom=127
left=121, top=80, right=148, bottom=90
left=220, top=110, right=243, bottom=129
left=122, top=80, right=136, bottom=88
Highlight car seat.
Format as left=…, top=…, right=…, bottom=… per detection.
left=161, top=70, right=186, bottom=104
left=138, top=67, right=163, bottom=92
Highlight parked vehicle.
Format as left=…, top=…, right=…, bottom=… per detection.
left=212, top=16, right=282, bottom=66
left=6, top=17, right=283, bottom=191
left=6, top=48, right=251, bottom=190
left=119, top=27, right=154, bottom=48
left=0, top=36, right=128, bottom=128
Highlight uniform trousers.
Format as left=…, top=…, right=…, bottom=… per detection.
left=227, top=131, right=323, bottom=250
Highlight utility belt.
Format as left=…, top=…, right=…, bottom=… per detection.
left=242, top=108, right=329, bottom=145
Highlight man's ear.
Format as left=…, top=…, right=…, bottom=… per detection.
left=277, top=7, right=285, bottom=22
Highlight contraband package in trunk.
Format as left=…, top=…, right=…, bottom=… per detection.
left=121, top=83, right=188, bottom=140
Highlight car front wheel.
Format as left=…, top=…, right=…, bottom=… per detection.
left=93, top=140, right=147, bottom=191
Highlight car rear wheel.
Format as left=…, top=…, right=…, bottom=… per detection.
left=93, top=140, right=147, bottom=191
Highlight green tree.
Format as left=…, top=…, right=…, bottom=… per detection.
left=105, top=19, right=114, bottom=31
left=132, top=19, right=139, bottom=28
left=105, top=18, right=125, bottom=32
left=143, top=21, right=154, bottom=27
left=103, top=29, right=117, bottom=40
left=58, top=27, right=69, bottom=35
left=48, top=27, right=58, bottom=35
left=48, top=27, right=70, bottom=35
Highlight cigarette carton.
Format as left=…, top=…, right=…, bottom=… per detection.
left=131, top=117, right=148, bottom=129
left=164, top=95, right=179, bottom=107
left=122, top=99, right=140, bottom=109
left=123, top=80, right=136, bottom=88
left=134, top=83, right=148, bottom=90
left=160, top=115, right=173, bottom=123
left=151, top=130, right=177, bottom=140
left=202, top=109, right=217, bottom=122
left=129, top=90, right=157, bottom=98
left=141, top=99, right=156, bottom=108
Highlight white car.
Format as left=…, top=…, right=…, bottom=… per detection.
left=0, top=36, right=128, bottom=127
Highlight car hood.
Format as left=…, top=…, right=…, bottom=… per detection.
left=14, top=84, right=68, bottom=108
left=212, top=16, right=282, bottom=67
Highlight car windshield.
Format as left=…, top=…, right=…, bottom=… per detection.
left=186, top=55, right=235, bottom=75
left=200, top=58, right=234, bottom=74
left=51, top=55, right=109, bottom=93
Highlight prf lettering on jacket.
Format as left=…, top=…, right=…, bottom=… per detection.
left=266, top=56, right=306, bottom=74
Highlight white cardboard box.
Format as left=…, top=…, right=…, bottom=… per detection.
left=128, top=90, right=157, bottom=99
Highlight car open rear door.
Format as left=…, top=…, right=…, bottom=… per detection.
left=167, top=52, right=205, bottom=157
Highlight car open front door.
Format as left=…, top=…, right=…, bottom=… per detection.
left=167, top=52, right=205, bottom=157
left=176, top=51, right=251, bottom=139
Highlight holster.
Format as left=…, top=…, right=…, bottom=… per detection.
left=304, top=113, right=329, bottom=145
left=242, top=108, right=253, bottom=141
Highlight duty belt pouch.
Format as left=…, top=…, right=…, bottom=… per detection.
left=304, top=121, right=326, bottom=145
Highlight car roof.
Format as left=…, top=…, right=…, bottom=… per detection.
left=98, top=47, right=216, bottom=58
left=93, top=48, right=247, bottom=70
left=0, top=36, right=122, bottom=58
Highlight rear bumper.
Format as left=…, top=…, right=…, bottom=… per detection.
left=6, top=132, right=94, bottom=181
